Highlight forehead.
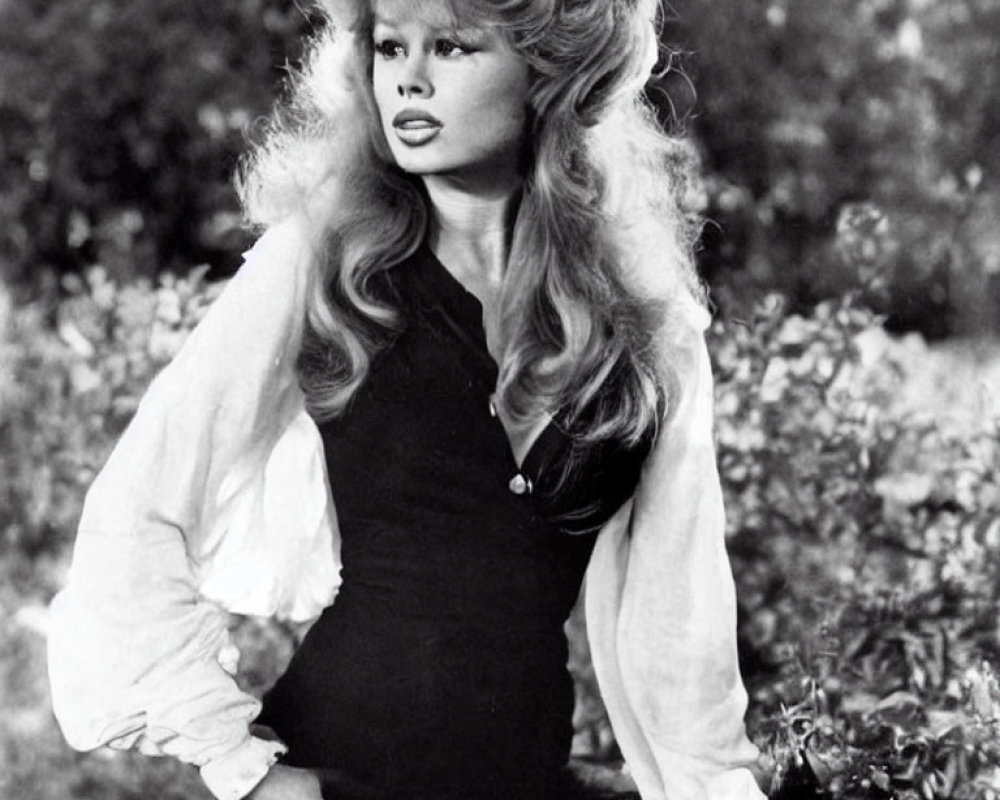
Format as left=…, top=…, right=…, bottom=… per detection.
left=371, top=0, right=488, bottom=28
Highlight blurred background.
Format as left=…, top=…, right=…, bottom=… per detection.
left=1, top=1, right=999, bottom=798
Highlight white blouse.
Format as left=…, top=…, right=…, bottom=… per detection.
left=47, top=214, right=765, bottom=800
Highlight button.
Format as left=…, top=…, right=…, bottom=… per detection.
left=488, top=398, right=498, bottom=418
left=508, top=474, right=532, bottom=495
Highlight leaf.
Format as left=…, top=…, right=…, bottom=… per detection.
left=803, top=748, right=833, bottom=787
left=876, top=691, right=924, bottom=713
left=973, top=767, right=1000, bottom=791
left=871, top=767, right=892, bottom=792
left=924, top=709, right=966, bottom=739
left=968, top=668, right=1000, bottom=719
left=874, top=691, right=925, bottom=731
left=893, top=754, right=920, bottom=785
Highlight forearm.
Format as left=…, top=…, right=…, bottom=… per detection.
left=48, top=526, right=287, bottom=800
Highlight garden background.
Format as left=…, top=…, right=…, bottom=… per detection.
left=2, top=1, right=999, bottom=798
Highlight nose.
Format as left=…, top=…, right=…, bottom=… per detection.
left=397, top=54, right=433, bottom=98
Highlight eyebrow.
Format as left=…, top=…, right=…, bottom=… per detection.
left=371, top=21, right=485, bottom=43
left=372, top=11, right=472, bottom=34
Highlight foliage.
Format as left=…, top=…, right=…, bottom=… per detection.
left=662, top=0, right=1000, bottom=336
left=709, top=258, right=1000, bottom=796
left=0, top=0, right=311, bottom=284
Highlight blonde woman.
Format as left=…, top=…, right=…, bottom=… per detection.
left=49, top=1, right=764, bottom=799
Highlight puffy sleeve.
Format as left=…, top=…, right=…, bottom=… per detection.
left=47, top=214, right=340, bottom=800
left=584, top=316, right=764, bottom=800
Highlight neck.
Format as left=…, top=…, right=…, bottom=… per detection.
left=423, top=170, right=523, bottom=288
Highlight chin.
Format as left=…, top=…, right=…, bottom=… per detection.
left=391, top=154, right=459, bottom=177
left=391, top=156, right=436, bottom=174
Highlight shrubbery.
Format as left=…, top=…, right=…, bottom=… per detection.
left=1, top=248, right=999, bottom=798
left=664, top=0, right=1000, bottom=336
left=0, top=0, right=311, bottom=284
left=712, top=297, right=1000, bottom=799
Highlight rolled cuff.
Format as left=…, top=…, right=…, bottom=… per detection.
left=200, top=735, right=288, bottom=800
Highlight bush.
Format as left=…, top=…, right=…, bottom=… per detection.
left=0, top=0, right=311, bottom=285
left=711, top=288, right=1000, bottom=797
left=663, top=0, right=1000, bottom=336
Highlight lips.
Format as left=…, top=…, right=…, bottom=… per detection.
left=391, top=109, right=443, bottom=146
left=392, top=109, right=443, bottom=129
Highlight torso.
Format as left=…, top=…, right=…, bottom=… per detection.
left=257, top=245, right=653, bottom=800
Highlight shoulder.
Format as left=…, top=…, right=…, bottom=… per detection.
left=651, top=289, right=712, bottom=400
left=240, top=212, right=321, bottom=271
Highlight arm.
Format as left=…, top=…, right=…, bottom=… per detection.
left=585, top=322, right=764, bottom=800
left=47, top=214, right=338, bottom=800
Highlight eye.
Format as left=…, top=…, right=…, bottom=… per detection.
left=434, top=38, right=473, bottom=58
left=373, top=38, right=405, bottom=59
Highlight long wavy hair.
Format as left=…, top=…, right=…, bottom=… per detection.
left=238, top=0, right=705, bottom=453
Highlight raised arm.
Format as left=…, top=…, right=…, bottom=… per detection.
left=585, top=320, right=764, bottom=800
left=47, top=214, right=339, bottom=800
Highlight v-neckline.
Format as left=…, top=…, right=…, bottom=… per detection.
left=415, top=243, right=560, bottom=473
left=418, top=243, right=499, bottom=366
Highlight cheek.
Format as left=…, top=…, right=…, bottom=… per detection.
left=370, top=67, right=395, bottom=124
left=473, top=68, right=529, bottom=124
left=484, top=79, right=529, bottom=140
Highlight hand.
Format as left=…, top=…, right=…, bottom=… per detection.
left=246, top=764, right=323, bottom=800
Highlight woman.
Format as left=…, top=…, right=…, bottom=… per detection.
left=48, top=1, right=764, bottom=799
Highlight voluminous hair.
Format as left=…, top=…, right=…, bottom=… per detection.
left=237, top=0, right=706, bottom=454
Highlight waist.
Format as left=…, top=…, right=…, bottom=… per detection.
left=334, top=519, right=591, bottom=631
left=334, top=567, right=573, bottom=634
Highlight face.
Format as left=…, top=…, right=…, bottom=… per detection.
left=370, top=0, right=531, bottom=183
